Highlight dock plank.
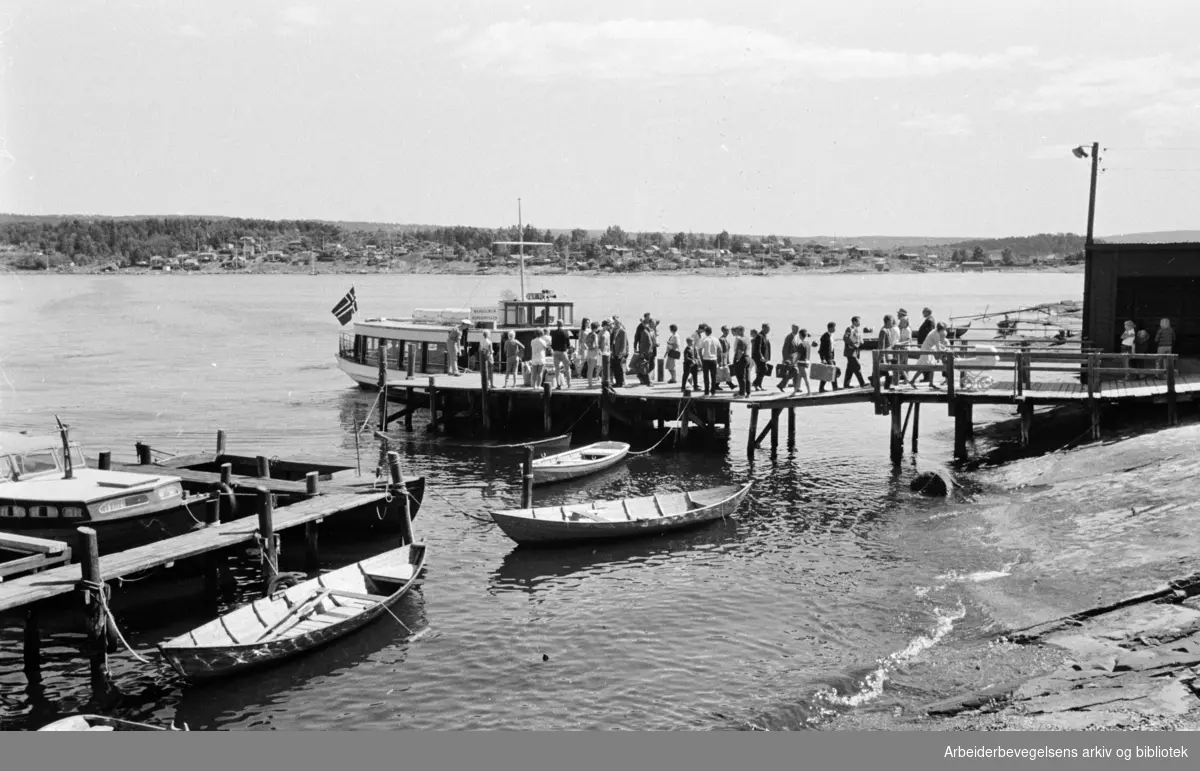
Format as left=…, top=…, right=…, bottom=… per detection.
left=0, top=492, right=387, bottom=614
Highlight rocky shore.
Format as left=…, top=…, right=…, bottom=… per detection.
left=827, top=415, right=1200, bottom=731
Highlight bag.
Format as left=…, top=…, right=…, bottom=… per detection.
left=810, top=362, right=838, bottom=382
left=775, top=363, right=788, bottom=378
left=717, top=364, right=731, bottom=382
left=667, top=349, right=681, bottom=360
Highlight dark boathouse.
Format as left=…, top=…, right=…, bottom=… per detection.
left=1083, top=242, right=1199, bottom=359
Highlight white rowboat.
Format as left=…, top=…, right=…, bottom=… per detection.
left=531, top=441, right=630, bottom=485
left=158, top=543, right=426, bottom=681
left=491, top=483, right=752, bottom=545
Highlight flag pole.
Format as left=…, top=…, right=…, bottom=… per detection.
left=518, top=198, right=525, bottom=300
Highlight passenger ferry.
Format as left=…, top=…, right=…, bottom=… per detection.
left=335, top=289, right=579, bottom=388
left=0, top=428, right=208, bottom=555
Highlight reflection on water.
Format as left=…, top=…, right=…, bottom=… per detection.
left=0, top=273, right=1082, bottom=730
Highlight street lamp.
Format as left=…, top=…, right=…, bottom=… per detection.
left=1073, top=143, right=1101, bottom=246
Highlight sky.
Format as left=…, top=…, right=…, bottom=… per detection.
left=1, top=0, right=1198, bottom=238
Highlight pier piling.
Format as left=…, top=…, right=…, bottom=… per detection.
left=521, top=447, right=535, bottom=509
left=480, top=365, right=492, bottom=435
left=23, top=604, right=41, bottom=685
left=304, top=472, right=320, bottom=570
left=910, top=403, right=921, bottom=454
left=256, top=455, right=270, bottom=479
left=216, top=429, right=227, bottom=456
left=98, top=451, right=111, bottom=471
left=1019, top=400, right=1033, bottom=448
left=220, top=462, right=233, bottom=485
left=542, top=382, right=553, bottom=435
left=889, top=396, right=903, bottom=463
left=255, top=488, right=278, bottom=592
left=77, top=527, right=114, bottom=702
left=203, top=496, right=222, bottom=609
left=747, top=408, right=759, bottom=453
left=386, top=452, right=415, bottom=547
left=405, top=387, right=415, bottom=431
left=953, top=399, right=972, bottom=461
left=427, top=377, right=439, bottom=434
left=135, top=442, right=151, bottom=465
left=787, top=408, right=796, bottom=449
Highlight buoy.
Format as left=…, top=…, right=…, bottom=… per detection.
left=542, top=653, right=549, bottom=662
left=910, top=471, right=950, bottom=497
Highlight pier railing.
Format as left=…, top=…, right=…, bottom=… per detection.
left=871, top=346, right=1180, bottom=405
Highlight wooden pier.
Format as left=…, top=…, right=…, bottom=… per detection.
left=0, top=440, right=418, bottom=704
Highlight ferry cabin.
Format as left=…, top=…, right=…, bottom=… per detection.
left=336, top=299, right=577, bottom=387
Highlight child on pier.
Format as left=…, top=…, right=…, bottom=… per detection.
left=1120, top=320, right=1136, bottom=380
left=502, top=331, right=525, bottom=388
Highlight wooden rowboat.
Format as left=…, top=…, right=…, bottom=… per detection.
left=158, top=543, right=426, bottom=681
left=531, top=441, right=630, bottom=485
left=491, top=483, right=752, bottom=545
left=38, top=714, right=183, bottom=731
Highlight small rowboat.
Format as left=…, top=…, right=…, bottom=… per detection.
left=491, top=483, right=752, bottom=545
left=38, top=714, right=183, bottom=731
left=158, top=543, right=426, bottom=681
left=531, top=441, right=630, bottom=485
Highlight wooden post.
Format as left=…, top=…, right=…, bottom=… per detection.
left=542, top=382, right=553, bottom=435
left=1019, top=400, right=1033, bottom=448
left=23, top=604, right=41, bottom=685
left=386, top=451, right=415, bottom=546
left=379, top=350, right=389, bottom=434
left=599, top=388, right=610, bottom=438
left=521, top=447, right=534, bottom=509
left=872, top=350, right=883, bottom=415
left=405, top=387, right=415, bottom=431
left=747, top=407, right=759, bottom=453
left=203, top=496, right=221, bottom=609
left=787, top=408, right=796, bottom=449
left=1167, top=356, right=1178, bottom=425
left=98, top=451, right=111, bottom=471
left=220, top=462, right=232, bottom=485
left=480, top=363, right=491, bottom=435
left=406, top=344, right=415, bottom=379
left=256, top=455, right=270, bottom=479
left=427, top=376, right=439, bottom=433
left=77, top=527, right=113, bottom=702
left=890, top=396, right=903, bottom=463
left=945, top=353, right=956, bottom=415
left=953, top=399, right=971, bottom=461
left=910, top=402, right=920, bottom=454
left=256, top=488, right=277, bottom=591
left=657, top=358, right=665, bottom=383
left=1014, top=351, right=1024, bottom=397
left=1087, top=352, right=1100, bottom=439
left=136, top=442, right=151, bottom=465
left=216, top=429, right=227, bottom=457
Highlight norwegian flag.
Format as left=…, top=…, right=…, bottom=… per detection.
left=331, top=286, right=357, bottom=326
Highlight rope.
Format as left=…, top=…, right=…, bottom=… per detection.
left=628, top=398, right=692, bottom=456
left=381, top=603, right=414, bottom=634
left=180, top=497, right=204, bottom=526
left=115, top=567, right=161, bottom=585
left=428, top=485, right=493, bottom=523
left=357, top=391, right=384, bottom=435
left=80, top=580, right=153, bottom=667
left=148, top=447, right=177, bottom=459
left=561, top=396, right=601, bottom=434
left=254, top=534, right=280, bottom=576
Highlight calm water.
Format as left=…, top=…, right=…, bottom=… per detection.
left=0, top=271, right=1082, bottom=730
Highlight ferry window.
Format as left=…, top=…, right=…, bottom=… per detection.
left=16, top=451, right=59, bottom=477
left=0, top=457, right=13, bottom=482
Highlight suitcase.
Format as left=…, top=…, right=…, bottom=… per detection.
left=810, top=362, right=839, bottom=383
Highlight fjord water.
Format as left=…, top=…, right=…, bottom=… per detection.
left=0, top=272, right=1082, bottom=730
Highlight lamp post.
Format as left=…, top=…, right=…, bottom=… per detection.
left=1073, top=142, right=1101, bottom=246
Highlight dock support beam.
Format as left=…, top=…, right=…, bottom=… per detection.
left=304, top=472, right=320, bottom=570
left=98, top=451, right=111, bottom=471
left=203, top=496, right=222, bottom=610
left=405, top=387, right=415, bottom=431
left=256, top=455, right=270, bottom=479
left=220, top=462, right=232, bottom=485
left=747, top=408, right=759, bottom=453
left=890, top=396, right=903, bottom=463
left=542, top=382, right=553, bottom=436
left=77, top=527, right=114, bottom=704
left=386, top=452, right=415, bottom=547
left=953, top=399, right=972, bottom=461
left=1167, top=357, right=1178, bottom=425
left=427, top=377, right=439, bottom=434
left=378, top=349, right=389, bottom=433
left=910, top=403, right=920, bottom=454
left=216, top=429, right=227, bottom=457
left=787, top=408, right=796, bottom=450
left=1019, top=400, right=1033, bottom=448
left=23, top=604, right=41, bottom=685
left=600, top=388, right=610, bottom=438
left=136, top=442, right=151, bottom=465
left=255, top=488, right=278, bottom=592
left=521, top=447, right=535, bottom=509
left=769, top=409, right=780, bottom=450
left=480, top=364, right=491, bottom=436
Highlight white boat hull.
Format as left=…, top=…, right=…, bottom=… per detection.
left=531, top=441, right=630, bottom=485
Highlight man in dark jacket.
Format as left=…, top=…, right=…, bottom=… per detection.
left=818, top=321, right=840, bottom=393
left=550, top=319, right=572, bottom=389
left=752, top=323, right=771, bottom=391
left=633, top=312, right=654, bottom=385
left=777, top=324, right=798, bottom=391
left=842, top=315, right=867, bottom=388
left=610, top=316, right=628, bottom=387
left=915, top=307, right=936, bottom=383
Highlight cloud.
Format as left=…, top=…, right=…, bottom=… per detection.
left=900, top=112, right=973, bottom=138
left=448, top=19, right=1038, bottom=85
left=999, top=53, right=1200, bottom=147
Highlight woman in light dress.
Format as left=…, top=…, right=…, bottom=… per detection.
left=877, top=314, right=900, bottom=388
left=584, top=321, right=602, bottom=387
left=919, top=322, right=950, bottom=388
left=895, top=312, right=913, bottom=385
left=665, top=324, right=681, bottom=384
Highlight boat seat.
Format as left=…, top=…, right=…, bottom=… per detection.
left=361, top=563, right=414, bottom=585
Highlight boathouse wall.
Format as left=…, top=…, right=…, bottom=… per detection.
left=1083, top=242, right=1200, bottom=354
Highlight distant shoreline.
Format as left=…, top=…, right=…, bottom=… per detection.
left=3, top=261, right=1086, bottom=278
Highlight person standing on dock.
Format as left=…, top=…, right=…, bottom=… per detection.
left=551, top=319, right=573, bottom=389
left=792, top=328, right=813, bottom=396
left=752, top=324, right=771, bottom=391
left=718, top=326, right=734, bottom=390
left=920, top=322, right=950, bottom=388
left=915, top=307, right=936, bottom=385
left=818, top=322, right=840, bottom=393
left=681, top=335, right=700, bottom=393
left=480, top=329, right=495, bottom=387
left=877, top=314, right=899, bottom=389
left=583, top=321, right=601, bottom=387
left=633, top=314, right=654, bottom=386
left=732, top=326, right=751, bottom=396
left=895, top=310, right=913, bottom=385
left=1120, top=320, right=1136, bottom=379
left=1155, top=317, right=1176, bottom=375
left=599, top=319, right=613, bottom=386
left=842, top=316, right=867, bottom=388
left=447, top=324, right=462, bottom=376
left=502, top=331, right=525, bottom=388
left=665, top=324, right=681, bottom=384
left=699, top=326, right=720, bottom=395
left=530, top=328, right=548, bottom=389
left=611, top=316, right=628, bottom=387
left=778, top=324, right=798, bottom=391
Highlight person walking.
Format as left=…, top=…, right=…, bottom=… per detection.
left=877, top=314, right=900, bottom=389
left=502, top=331, right=525, bottom=388
left=633, top=312, right=654, bottom=386
left=682, top=335, right=701, bottom=394
left=895, top=310, right=913, bottom=385
left=920, top=322, right=950, bottom=388
left=915, top=307, right=937, bottom=385
left=717, top=326, right=734, bottom=390
left=792, top=328, right=813, bottom=396
left=732, top=326, right=751, bottom=396
left=598, top=319, right=613, bottom=385
left=665, top=324, right=681, bottom=383
left=842, top=316, right=867, bottom=388
left=551, top=319, right=573, bottom=389
left=699, top=326, right=720, bottom=395
left=611, top=316, right=628, bottom=387
left=778, top=324, right=798, bottom=391
left=818, top=322, right=840, bottom=393
left=752, top=324, right=771, bottom=391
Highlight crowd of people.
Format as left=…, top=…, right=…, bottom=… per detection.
left=447, top=306, right=967, bottom=396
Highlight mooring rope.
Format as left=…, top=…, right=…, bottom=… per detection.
left=427, top=485, right=493, bottom=523
left=380, top=603, right=414, bottom=634
left=80, top=580, right=153, bottom=666
left=628, top=397, right=692, bottom=456
left=357, top=390, right=384, bottom=436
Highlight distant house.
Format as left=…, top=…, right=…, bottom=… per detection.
left=899, top=253, right=920, bottom=261
left=182, top=258, right=200, bottom=271
left=264, top=250, right=286, bottom=263
left=197, top=251, right=217, bottom=262
left=960, top=261, right=985, bottom=272
left=149, top=255, right=165, bottom=269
